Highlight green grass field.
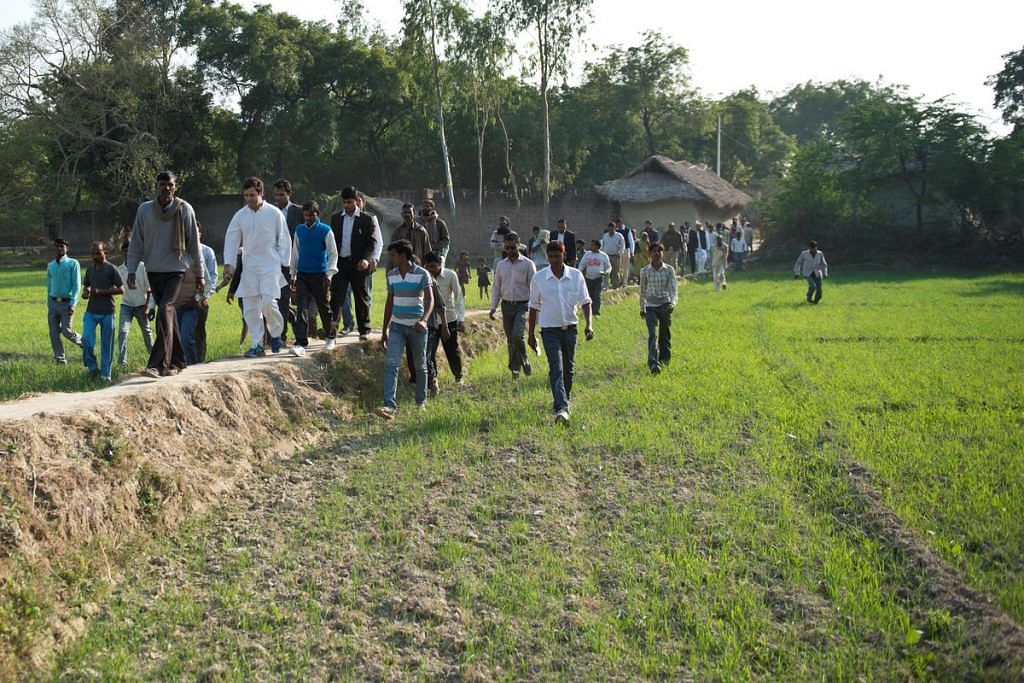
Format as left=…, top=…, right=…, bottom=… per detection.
left=0, top=265, right=498, bottom=401
left=37, top=266, right=1024, bottom=679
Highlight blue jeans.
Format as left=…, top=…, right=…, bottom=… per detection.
left=82, top=311, right=114, bottom=378
left=645, top=304, right=672, bottom=370
left=806, top=273, right=822, bottom=303
left=118, top=303, right=153, bottom=364
left=383, top=322, right=427, bottom=410
left=176, top=307, right=200, bottom=364
left=541, top=327, right=577, bottom=413
left=585, top=277, right=603, bottom=315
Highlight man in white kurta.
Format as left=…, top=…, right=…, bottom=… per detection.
left=222, top=178, right=291, bottom=356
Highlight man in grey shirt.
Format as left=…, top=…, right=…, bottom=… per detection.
left=126, top=170, right=205, bottom=377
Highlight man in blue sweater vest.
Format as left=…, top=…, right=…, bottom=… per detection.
left=289, top=200, right=338, bottom=351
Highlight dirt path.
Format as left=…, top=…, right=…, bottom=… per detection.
left=0, top=333, right=367, bottom=422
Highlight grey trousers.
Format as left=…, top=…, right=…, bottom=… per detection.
left=500, top=300, right=530, bottom=374
left=118, top=303, right=153, bottom=365
left=47, top=298, right=81, bottom=360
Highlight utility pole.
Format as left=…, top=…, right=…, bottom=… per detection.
left=716, top=114, right=722, bottom=177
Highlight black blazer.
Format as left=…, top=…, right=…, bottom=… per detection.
left=282, top=202, right=304, bottom=240
left=554, top=229, right=576, bottom=266
left=330, top=210, right=377, bottom=263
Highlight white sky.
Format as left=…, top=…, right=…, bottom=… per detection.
left=4, top=0, right=1021, bottom=134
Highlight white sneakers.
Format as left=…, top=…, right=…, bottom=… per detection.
left=290, top=345, right=305, bottom=357
left=555, top=410, right=570, bottom=425
left=324, top=339, right=336, bottom=352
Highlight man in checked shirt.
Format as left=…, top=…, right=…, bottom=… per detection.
left=639, top=242, right=677, bottom=375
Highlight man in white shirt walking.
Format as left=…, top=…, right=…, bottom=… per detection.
left=116, top=239, right=153, bottom=366
left=600, top=222, right=626, bottom=289
left=490, top=231, right=537, bottom=380
left=730, top=230, right=749, bottom=271
left=579, top=239, right=612, bottom=316
left=222, top=177, right=292, bottom=357
left=527, top=241, right=594, bottom=425
left=794, top=240, right=829, bottom=304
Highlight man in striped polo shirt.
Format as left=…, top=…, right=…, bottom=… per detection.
left=376, top=239, right=435, bottom=419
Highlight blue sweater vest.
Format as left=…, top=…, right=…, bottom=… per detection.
left=295, top=221, right=331, bottom=273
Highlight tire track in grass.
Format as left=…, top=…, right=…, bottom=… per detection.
left=751, top=304, right=1024, bottom=677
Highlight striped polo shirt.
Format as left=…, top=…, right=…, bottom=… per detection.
left=387, top=264, right=431, bottom=326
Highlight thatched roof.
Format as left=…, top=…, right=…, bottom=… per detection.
left=595, top=155, right=751, bottom=211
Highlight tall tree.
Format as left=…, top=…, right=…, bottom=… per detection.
left=402, top=0, right=467, bottom=237
left=497, top=0, right=593, bottom=225
left=583, top=31, right=690, bottom=157
left=987, top=44, right=1024, bottom=132
left=769, top=79, right=876, bottom=143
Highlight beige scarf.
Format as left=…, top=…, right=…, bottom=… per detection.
left=153, top=197, right=185, bottom=259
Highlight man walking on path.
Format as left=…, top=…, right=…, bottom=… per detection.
left=419, top=199, right=450, bottom=263
left=222, top=177, right=293, bottom=357
left=116, top=239, right=153, bottom=366
left=46, top=238, right=83, bottom=364
left=730, top=229, right=749, bottom=271
left=615, top=218, right=634, bottom=286
left=600, top=223, right=626, bottom=289
left=126, top=171, right=205, bottom=378
left=328, top=186, right=377, bottom=344
left=688, top=221, right=710, bottom=275
left=489, top=216, right=511, bottom=268
left=553, top=218, right=577, bottom=267
left=423, top=251, right=465, bottom=392
left=376, top=240, right=434, bottom=419
left=711, top=234, right=730, bottom=291
left=272, top=179, right=304, bottom=343
left=290, top=200, right=337, bottom=350
left=580, top=240, right=611, bottom=316
left=81, top=241, right=124, bottom=381
left=194, top=225, right=218, bottom=363
left=490, top=231, right=536, bottom=380
left=390, top=203, right=432, bottom=263
left=794, top=240, right=828, bottom=304
left=639, top=242, right=677, bottom=375
left=660, top=222, right=684, bottom=270
left=527, top=241, right=594, bottom=425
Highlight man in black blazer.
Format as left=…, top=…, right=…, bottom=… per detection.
left=328, top=186, right=377, bottom=345
left=273, top=178, right=305, bottom=341
left=553, top=218, right=576, bottom=268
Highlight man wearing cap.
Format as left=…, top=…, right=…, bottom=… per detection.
left=46, top=238, right=83, bottom=364
left=126, top=170, right=205, bottom=377
left=527, top=240, right=594, bottom=425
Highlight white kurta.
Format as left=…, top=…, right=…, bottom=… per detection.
left=224, top=202, right=291, bottom=299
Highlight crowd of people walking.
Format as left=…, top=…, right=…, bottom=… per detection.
left=45, top=171, right=827, bottom=422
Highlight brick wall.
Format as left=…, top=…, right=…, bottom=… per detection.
left=375, top=187, right=615, bottom=260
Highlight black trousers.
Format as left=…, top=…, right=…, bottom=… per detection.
left=196, top=304, right=209, bottom=362
left=688, top=250, right=697, bottom=274
left=329, top=259, right=370, bottom=337
left=278, top=266, right=291, bottom=341
left=427, top=321, right=463, bottom=382
left=294, top=272, right=332, bottom=346
left=147, top=272, right=187, bottom=372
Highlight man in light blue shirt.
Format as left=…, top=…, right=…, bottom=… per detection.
left=46, top=238, right=83, bottom=364
left=195, top=224, right=219, bottom=362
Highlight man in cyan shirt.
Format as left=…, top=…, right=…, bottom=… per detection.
left=376, top=239, right=434, bottom=419
left=46, top=238, right=83, bottom=364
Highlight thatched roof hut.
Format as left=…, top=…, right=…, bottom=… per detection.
left=595, top=156, right=751, bottom=227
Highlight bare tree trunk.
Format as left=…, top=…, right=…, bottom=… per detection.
left=428, top=8, right=457, bottom=243
left=537, top=18, right=551, bottom=228
left=496, top=105, right=520, bottom=225
left=643, top=107, right=657, bottom=157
